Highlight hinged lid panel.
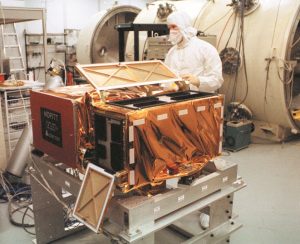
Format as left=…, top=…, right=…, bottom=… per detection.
left=73, top=163, right=114, bottom=232
left=75, top=60, right=180, bottom=91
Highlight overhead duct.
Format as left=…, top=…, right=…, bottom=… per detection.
left=77, top=5, right=140, bottom=64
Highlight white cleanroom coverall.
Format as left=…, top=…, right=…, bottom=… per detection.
left=165, top=11, right=224, bottom=93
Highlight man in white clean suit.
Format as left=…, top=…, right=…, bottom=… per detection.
left=165, top=10, right=224, bottom=93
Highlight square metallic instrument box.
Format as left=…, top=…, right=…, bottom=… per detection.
left=31, top=61, right=224, bottom=191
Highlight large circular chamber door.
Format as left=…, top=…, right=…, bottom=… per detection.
left=77, top=5, right=140, bottom=64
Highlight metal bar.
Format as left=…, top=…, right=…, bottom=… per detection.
left=134, top=30, right=139, bottom=61
left=76, top=181, right=110, bottom=213
left=100, top=66, right=126, bottom=86
left=125, top=64, right=175, bottom=78
left=4, top=91, right=11, bottom=158
left=143, top=62, right=159, bottom=82
left=75, top=64, right=100, bottom=90
left=118, top=27, right=125, bottom=62
left=42, top=8, right=47, bottom=82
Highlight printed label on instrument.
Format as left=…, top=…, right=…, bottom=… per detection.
left=129, top=170, right=135, bottom=185
left=220, top=124, right=223, bottom=137
left=157, top=113, right=168, bottom=121
left=179, top=109, right=188, bottom=116
left=219, top=141, right=222, bottom=153
left=41, top=108, right=63, bottom=147
left=223, top=176, right=228, bottom=183
left=129, top=148, right=135, bottom=164
left=129, top=126, right=134, bottom=142
left=133, top=119, right=145, bottom=126
left=197, top=106, right=206, bottom=112
left=221, top=106, right=224, bottom=118
left=214, top=102, right=222, bottom=109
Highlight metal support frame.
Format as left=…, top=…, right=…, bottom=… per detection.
left=115, top=23, right=169, bottom=62
left=30, top=154, right=84, bottom=244
left=31, top=154, right=245, bottom=244
left=104, top=160, right=245, bottom=243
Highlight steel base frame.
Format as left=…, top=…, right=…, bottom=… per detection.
left=30, top=154, right=245, bottom=244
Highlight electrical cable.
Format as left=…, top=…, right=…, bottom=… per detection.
left=7, top=187, right=35, bottom=234
left=224, top=12, right=238, bottom=49
left=22, top=206, right=35, bottom=235
left=270, top=0, right=282, bottom=49
left=238, top=11, right=249, bottom=105
left=216, top=11, right=235, bottom=49
left=202, top=8, right=233, bottom=32
left=291, top=35, right=300, bottom=48
left=227, top=0, right=250, bottom=107
left=0, top=172, right=15, bottom=202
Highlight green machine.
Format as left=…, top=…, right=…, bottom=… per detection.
left=223, top=103, right=254, bottom=151
left=224, top=120, right=254, bottom=151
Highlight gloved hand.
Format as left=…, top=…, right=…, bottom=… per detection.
left=181, top=74, right=200, bottom=87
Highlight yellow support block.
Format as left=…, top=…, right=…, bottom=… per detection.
left=292, top=110, right=300, bottom=120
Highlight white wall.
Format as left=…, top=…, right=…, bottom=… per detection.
left=22, top=0, right=150, bottom=33
left=99, top=0, right=149, bottom=11
left=2, top=0, right=150, bottom=79
left=0, top=0, right=25, bottom=7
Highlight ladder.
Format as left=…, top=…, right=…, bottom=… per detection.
left=1, top=23, right=26, bottom=80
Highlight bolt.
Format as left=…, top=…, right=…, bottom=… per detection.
left=227, top=195, right=231, bottom=198
left=227, top=240, right=230, bottom=243
left=229, top=201, right=233, bottom=204
left=210, top=234, right=214, bottom=237
left=228, top=216, right=232, bottom=219
left=225, top=210, right=230, bottom=213
left=231, top=221, right=234, bottom=225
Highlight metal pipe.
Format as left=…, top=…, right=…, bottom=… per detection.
left=6, top=124, right=32, bottom=177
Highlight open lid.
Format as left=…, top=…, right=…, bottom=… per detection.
left=73, top=163, right=114, bottom=232
left=75, top=60, right=181, bottom=91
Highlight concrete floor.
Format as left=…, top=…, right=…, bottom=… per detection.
left=1, top=139, right=300, bottom=243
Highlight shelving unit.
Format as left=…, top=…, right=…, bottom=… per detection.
left=0, top=6, right=46, bottom=170
left=25, top=32, right=66, bottom=83
left=0, top=82, right=44, bottom=163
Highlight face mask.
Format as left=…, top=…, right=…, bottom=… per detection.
left=169, top=29, right=183, bottom=45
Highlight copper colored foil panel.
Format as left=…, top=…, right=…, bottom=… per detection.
left=125, top=95, right=223, bottom=191
left=93, top=93, right=223, bottom=192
